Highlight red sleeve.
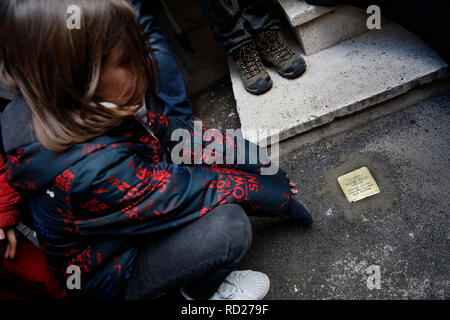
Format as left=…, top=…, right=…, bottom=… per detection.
left=0, top=235, right=68, bottom=299
left=0, top=154, right=21, bottom=228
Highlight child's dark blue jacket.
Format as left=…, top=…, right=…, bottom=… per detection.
left=1, top=95, right=291, bottom=298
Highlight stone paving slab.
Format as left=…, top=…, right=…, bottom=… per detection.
left=229, top=23, right=448, bottom=145
left=239, top=92, right=450, bottom=299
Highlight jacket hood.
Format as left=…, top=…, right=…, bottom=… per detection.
left=1, top=95, right=131, bottom=194
left=1, top=94, right=36, bottom=154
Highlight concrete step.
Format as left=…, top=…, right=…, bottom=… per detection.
left=278, top=0, right=374, bottom=55
left=228, top=23, right=448, bottom=145
left=278, top=0, right=337, bottom=27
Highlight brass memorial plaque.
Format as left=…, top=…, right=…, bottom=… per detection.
left=337, top=167, right=380, bottom=203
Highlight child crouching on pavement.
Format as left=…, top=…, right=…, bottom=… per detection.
left=0, top=0, right=312, bottom=300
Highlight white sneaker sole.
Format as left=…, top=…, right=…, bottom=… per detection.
left=257, top=272, right=271, bottom=300
left=180, top=271, right=271, bottom=300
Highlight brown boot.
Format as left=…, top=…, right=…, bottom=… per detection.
left=232, top=40, right=272, bottom=95
left=255, top=30, right=307, bottom=79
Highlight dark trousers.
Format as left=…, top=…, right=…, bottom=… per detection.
left=131, top=0, right=193, bottom=121
left=124, top=204, right=253, bottom=300
left=200, top=0, right=281, bottom=55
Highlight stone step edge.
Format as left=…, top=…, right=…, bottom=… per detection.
left=278, top=0, right=339, bottom=27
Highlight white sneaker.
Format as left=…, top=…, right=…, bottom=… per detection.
left=179, top=286, right=194, bottom=300
left=180, top=270, right=270, bottom=300
left=211, top=270, right=270, bottom=300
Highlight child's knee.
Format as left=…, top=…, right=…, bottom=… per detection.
left=208, top=204, right=253, bottom=256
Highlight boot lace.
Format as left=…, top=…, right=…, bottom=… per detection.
left=237, top=41, right=264, bottom=79
left=258, top=30, right=294, bottom=62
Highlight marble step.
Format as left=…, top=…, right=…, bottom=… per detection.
left=278, top=0, right=378, bottom=55
left=228, top=23, right=448, bottom=145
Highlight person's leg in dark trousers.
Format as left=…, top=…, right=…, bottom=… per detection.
left=199, top=0, right=281, bottom=94
left=199, top=0, right=281, bottom=55
left=124, top=204, right=253, bottom=300
left=236, top=0, right=306, bottom=81
left=131, top=0, right=193, bottom=121
left=239, top=0, right=281, bottom=38
left=199, top=0, right=306, bottom=95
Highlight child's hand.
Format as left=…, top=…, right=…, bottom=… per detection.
left=0, top=228, right=17, bottom=259
left=271, top=167, right=298, bottom=195
left=271, top=168, right=313, bottom=226
left=289, top=181, right=298, bottom=195
left=285, top=199, right=313, bottom=227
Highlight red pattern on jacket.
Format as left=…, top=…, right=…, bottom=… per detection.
left=0, top=155, right=20, bottom=228
left=0, top=154, right=66, bottom=299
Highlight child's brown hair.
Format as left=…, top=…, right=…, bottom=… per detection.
left=0, top=0, right=160, bottom=152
